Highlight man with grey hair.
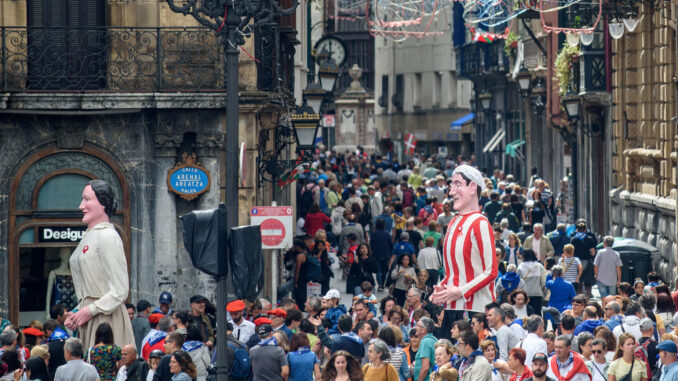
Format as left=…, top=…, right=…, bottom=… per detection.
left=524, top=223, right=554, bottom=262
left=546, top=265, right=576, bottom=313
left=0, top=329, right=16, bottom=355
left=501, top=303, right=525, bottom=340
left=613, top=302, right=644, bottom=341
left=546, top=335, right=591, bottom=381
left=414, top=317, right=437, bottom=381
left=304, top=296, right=322, bottom=319
left=117, top=344, right=149, bottom=381
left=54, top=337, right=99, bottom=381
left=603, top=300, right=623, bottom=331
left=519, top=315, right=548, bottom=367
left=594, top=236, right=622, bottom=298
left=486, top=305, right=519, bottom=361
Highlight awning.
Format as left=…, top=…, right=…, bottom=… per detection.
left=482, top=127, right=505, bottom=153
left=450, top=113, right=474, bottom=130
left=506, top=139, right=525, bottom=160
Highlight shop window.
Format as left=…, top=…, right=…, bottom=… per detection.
left=37, top=173, right=91, bottom=210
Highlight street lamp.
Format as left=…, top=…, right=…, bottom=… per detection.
left=531, top=78, right=546, bottom=113
left=163, top=1, right=298, bottom=380
left=562, top=92, right=581, bottom=122
left=479, top=91, right=492, bottom=112
left=318, top=58, right=339, bottom=92
left=303, top=81, right=327, bottom=113
left=516, top=67, right=532, bottom=98
left=291, top=100, right=321, bottom=157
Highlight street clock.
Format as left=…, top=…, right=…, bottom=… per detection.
left=314, top=35, right=348, bottom=67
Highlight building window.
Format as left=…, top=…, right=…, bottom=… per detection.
left=413, top=73, right=422, bottom=109
left=394, top=74, right=404, bottom=112
left=433, top=72, right=442, bottom=108
left=379, top=75, right=389, bottom=109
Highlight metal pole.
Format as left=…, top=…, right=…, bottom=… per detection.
left=216, top=5, right=241, bottom=381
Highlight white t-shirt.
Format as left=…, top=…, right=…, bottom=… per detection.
left=533, top=237, right=542, bottom=260
left=589, top=361, right=608, bottom=381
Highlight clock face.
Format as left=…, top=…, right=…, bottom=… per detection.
left=315, top=37, right=347, bottom=66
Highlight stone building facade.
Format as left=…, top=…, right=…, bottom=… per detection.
left=0, top=0, right=301, bottom=324
left=608, top=6, right=678, bottom=284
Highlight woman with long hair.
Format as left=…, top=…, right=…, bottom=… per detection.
left=390, top=255, right=416, bottom=306
left=378, top=325, right=411, bottom=381
left=169, top=350, right=197, bottom=381
left=87, top=322, right=121, bottom=381
left=348, top=243, right=378, bottom=296
left=287, top=333, right=321, bottom=381
left=529, top=191, right=545, bottom=225
left=362, top=339, right=399, bottom=381
left=24, top=356, right=51, bottom=381
left=314, top=229, right=333, bottom=294
left=182, top=325, right=210, bottom=381
left=607, top=333, right=647, bottom=381
left=505, top=233, right=523, bottom=267
left=320, top=350, right=363, bottom=381
left=508, top=290, right=533, bottom=319
left=517, top=249, right=547, bottom=314
left=430, top=340, right=458, bottom=381
left=379, top=296, right=396, bottom=326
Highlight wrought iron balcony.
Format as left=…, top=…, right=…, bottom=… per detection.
left=0, top=26, right=226, bottom=92
left=455, top=40, right=508, bottom=78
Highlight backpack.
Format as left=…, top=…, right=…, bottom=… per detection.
left=304, top=253, right=324, bottom=282
left=227, top=341, right=251, bottom=379
left=634, top=339, right=653, bottom=380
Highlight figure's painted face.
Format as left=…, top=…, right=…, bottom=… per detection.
left=449, top=174, right=477, bottom=213
left=79, top=185, right=106, bottom=226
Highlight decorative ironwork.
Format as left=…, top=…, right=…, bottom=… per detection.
left=257, top=122, right=299, bottom=183
left=456, top=41, right=508, bottom=78
left=255, top=23, right=278, bottom=91
left=1, top=26, right=225, bottom=91
left=579, top=50, right=606, bottom=93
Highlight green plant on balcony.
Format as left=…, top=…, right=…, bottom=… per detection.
left=504, top=31, right=519, bottom=56
left=554, top=43, right=580, bottom=95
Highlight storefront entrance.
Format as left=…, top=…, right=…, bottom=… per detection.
left=9, top=148, right=130, bottom=325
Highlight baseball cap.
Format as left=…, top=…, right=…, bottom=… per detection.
left=532, top=353, right=548, bottom=364
left=257, top=324, right=273, bottom=337
left=159, top=291, right=173, bottom=304
left=639, top=317, right=654, bottom=331
left=322, top=289, right=341, bottom=300
left=657, top=340, right=678, bottom=353
left=190, top=295, right=208, bottom=304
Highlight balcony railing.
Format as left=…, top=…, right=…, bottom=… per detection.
left=1, top=26, right=226, bottom=92
left=456, top=40, right=508, bottom=78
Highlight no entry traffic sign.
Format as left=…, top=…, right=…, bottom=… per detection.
left=250, top=206, right=293, bottom=249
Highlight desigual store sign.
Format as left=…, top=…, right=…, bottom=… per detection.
left=38, top=226, right=87, bottom=243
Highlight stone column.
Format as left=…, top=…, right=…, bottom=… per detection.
left=152, top=133, right=182, bottom=302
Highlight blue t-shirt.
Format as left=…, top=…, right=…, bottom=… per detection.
left=287, top=348, right=319, bottom=381
left=393, top=241, right=415, bottom=258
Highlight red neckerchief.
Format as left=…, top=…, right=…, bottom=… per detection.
left=549, top=351, right=592, bottom=381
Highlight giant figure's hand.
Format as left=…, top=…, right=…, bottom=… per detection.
left=64, top=311, right=76, bottom=330
left=67, top=308, right=93, bottom=329
left=429, top=283, right=463, bottom=305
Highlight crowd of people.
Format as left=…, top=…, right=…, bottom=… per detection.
left=1, top=151, right=678, bottom=381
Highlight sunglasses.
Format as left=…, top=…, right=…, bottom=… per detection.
left=592, top=350, right=603, bottom=354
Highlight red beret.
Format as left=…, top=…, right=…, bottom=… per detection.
left=267, top=308, right=287, bottom=318
left=253, top=317, right=273, bottom=326
left=22, top=328, right=43, bottom=336
left=227, top=300, right=246, bottom=312
left=149, top=313, right=164, bottom=324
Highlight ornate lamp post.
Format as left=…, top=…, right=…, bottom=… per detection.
left=164, top=1, right=297, bottom=380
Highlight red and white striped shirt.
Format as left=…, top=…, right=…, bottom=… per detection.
left=440, top=211, right=498, bottom=312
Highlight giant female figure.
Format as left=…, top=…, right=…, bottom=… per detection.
left=65, top=180, right=135, bottom=349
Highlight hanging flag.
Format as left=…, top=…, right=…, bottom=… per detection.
left=404, top=133, right=417, bottom=156
left=276, top=162, right=317, bottom=187
left=469, top=27, right=510, bottom=44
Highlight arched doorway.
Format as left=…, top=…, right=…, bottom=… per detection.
left=8, top=147, right=130, bottom=325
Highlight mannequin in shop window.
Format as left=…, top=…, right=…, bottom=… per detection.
left=64, top=179, right=135, bottom=349
left=46, top=248, right=78, bottom=319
